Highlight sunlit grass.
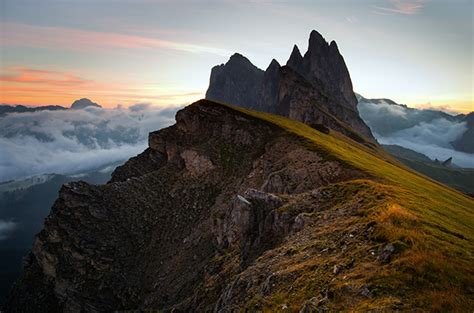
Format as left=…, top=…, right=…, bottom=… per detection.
left=202, top=100, right=474, bottom=310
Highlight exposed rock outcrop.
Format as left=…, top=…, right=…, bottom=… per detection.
left=205, top=30, right=375, bottom=141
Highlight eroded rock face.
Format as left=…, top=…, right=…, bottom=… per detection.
left=206, top=53, right=264, bottom=109
left=205, top=30, right=375, bottom=142
left=180, top=150, right=215, bottom=176
left=4, top=100, right=368, bottom=312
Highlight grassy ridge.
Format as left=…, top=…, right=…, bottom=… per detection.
left=206, top=101, right=474, bottom=310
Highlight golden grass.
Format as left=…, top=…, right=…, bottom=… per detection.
left=203, top=100, right=474, bottom=310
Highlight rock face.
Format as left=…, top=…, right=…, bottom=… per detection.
left=206, top=53, right=264, bottom=109
left=4, top=100, right=375, bottom=312
left=70, top=98, right=102, bottom=110
left=206, top=30, right=375, bottom=141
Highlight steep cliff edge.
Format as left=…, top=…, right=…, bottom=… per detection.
left=4, top=100, right=474, bottom=311
left=206, top=30, right=374, bottom=141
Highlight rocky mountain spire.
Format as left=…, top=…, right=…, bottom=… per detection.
left=205, top=30, right=375, bottom=141
left=300, top=30, right=357, bottom=110
left=259, top=59, right=281, bottom=112
left=286, top=44, right=303, bottom=69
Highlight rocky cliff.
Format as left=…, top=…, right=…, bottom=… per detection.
left=5, top=100, right=474, bottom=311
left=206, top=30, right=374, bottom=141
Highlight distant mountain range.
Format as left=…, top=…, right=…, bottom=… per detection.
left=0, top=105, right=66, bottom=117
left=0, top=98, right=102, bottom=117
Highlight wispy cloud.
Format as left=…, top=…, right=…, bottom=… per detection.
left=414, top=102, right=461, bottom=115
left=0, top=22, right=230, bottom=56
left=0, top=220, right=16, bottom=241
left=346, top=15, right=359, bottom=23
left=0, top=67, right=91, bottom=86
left=372, top=0, right=427, bottom=15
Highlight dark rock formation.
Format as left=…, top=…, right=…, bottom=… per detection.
left=3, top=100, right=369, bottom=312
left=292, top=30, right=357, bottom=111
left=286, top=44, right=303, bottom=69
left=206, top=53, right=264, bottom=109
left=205, top=30, right=375, bottom=141
left=70, top=98, right=102, bottom=110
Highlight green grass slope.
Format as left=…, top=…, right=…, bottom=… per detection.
left=207, top=100, right=474, bottom=310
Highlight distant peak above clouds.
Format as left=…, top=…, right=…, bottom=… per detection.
left=70, top=98, right=102, bottom=110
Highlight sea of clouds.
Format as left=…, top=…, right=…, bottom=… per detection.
left=0, top=104, right=180, bottom=182
left=0, top=220, right=16, bottom=241
left=358, top=100, right=474, bottom=168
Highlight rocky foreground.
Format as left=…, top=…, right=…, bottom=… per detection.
left=4, top=100, right=474, bottom=311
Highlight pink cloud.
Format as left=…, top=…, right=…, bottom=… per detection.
left=414, top=102, right=461, bottom=115
left=372, top=0, right=428, bottom=15
left=0, top=67, right=91, bottom=86
left=0, top=66, right=203, bottom=107
left=0, top=22, right=229, bottom=56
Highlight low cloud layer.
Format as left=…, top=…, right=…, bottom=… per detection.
left=0, top=105, right=180, bottom=181
left=0, top=220, right=16, bottom=241
left=358, top=100, right=474, bottom=168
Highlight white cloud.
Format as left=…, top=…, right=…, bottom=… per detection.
left=360, top=100, right=407, bottom=118
left=0, top=105, right=180, bottom=181
left=380, top=118, right=466, bottom=148
left=0, top=220, right=16, bottom=241
left=358, top=100, right=474, bottom=168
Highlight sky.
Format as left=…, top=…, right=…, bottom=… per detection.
left=0, top=0, right=472, bottom=112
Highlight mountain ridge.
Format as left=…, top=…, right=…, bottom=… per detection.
left=4, top=100, right=473, bottom=311
left=0, top=98, right=102, bottom=117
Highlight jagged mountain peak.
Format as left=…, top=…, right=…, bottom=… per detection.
left=308, top=29, right=327, bottom=46
left=266, top=58, right=281, bottom=71
left=228, top=52, right=252, bottom=64
left=206, top=30, right=374, bottom=141
left=286, top=44, right=303, bottom=68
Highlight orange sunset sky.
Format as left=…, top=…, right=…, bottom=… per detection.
left=1, top=0, right=472, bottom=113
